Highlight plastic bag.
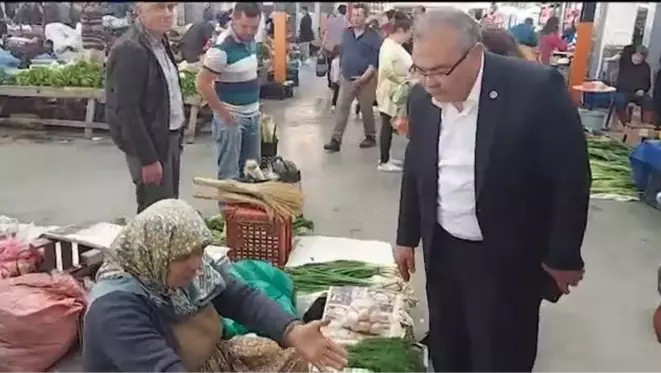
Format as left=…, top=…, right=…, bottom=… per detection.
left=315, top=55, right=328, bottom=77
left=0, top=272, right=87, bottom=372
left=44, top=22, right=82, bottom=54
left=223, top=260, right=297, bottom=338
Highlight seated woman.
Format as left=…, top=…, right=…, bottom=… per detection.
left=83, top=199, right=347, bottom=372
left=615, top=44, right=654, bottom=126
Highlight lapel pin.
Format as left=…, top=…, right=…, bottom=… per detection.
left=489, top=90, right=498, bottom=99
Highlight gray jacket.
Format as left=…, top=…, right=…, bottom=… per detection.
left=105, top=25, right=183, bottom=166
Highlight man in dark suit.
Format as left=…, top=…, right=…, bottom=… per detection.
left=395, top=8, right=591, bottom=372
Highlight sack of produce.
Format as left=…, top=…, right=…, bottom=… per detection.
left=0, top=237, right=43, bottom=279
left=0, top=272, right=87, bottom=372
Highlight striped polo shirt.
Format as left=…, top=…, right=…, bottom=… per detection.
left=202, top=28, right=260, bottom=115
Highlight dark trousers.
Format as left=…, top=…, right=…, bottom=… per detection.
left=126, top=131, right=182, bottom=214
left=425, top=225, right=542, bottom=372
left=379, top=112, right=393, bottom=164
left=326, top=55, right=333, bottom=88
left=330, top=82, right=340, bottom=107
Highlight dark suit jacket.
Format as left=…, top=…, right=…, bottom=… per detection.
left=105, top=25, right=183, bottom=167
left=397, top=52, right=591, bottom=277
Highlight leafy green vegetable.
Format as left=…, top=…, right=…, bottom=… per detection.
left=12, top=60, right=104, bottom=88
left=178, top=69, right=197, bottom=100
left=293, top=215, right=314, bottom=236
left=586, top=135, right=638, bottom=197
left=7, top=60, right=199, bottom=100
left=204, top=214, right=226, bottom=246
left=347, top=337, right=426, bottom=372
left=284, top=260, right=384, bottom=293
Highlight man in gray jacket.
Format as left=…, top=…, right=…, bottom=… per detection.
left=105, top=2, right=186, bottom=213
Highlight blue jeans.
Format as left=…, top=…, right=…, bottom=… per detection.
left=613, top=91, right=653, bottom=111
left=212, top=112, right=261, bottom=180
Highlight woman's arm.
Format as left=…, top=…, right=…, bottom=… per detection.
left=553, top=34, right=568, bottom=52
left=380, top=47, right=409, bottom=85
left=211, top=267, right=298, bottom=346
left=84, top=292, right=185, bottom=372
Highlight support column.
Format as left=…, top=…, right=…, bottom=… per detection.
left=569, top=2, right=596, bottom=103
left=274, top=3, right=287, bottom=84
left=646, top=3, right=661, bottom=79
left=314, top=2, right=321, bottom=39
left=295, top=2, right=301, bottom=36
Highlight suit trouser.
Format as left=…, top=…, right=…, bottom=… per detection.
left=331, top=75, right=377, bottom=143
left=425, top=225, right=542, bottom=372
left=126, top=131, right=182, bottom=214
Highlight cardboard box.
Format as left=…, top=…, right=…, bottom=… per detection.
left=623, top=124, right=658, bottom=147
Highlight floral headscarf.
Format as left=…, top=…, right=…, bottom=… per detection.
left=96, top=199, right=225, bottom=317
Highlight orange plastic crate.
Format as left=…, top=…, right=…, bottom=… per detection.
left=224, top=204, right=293, bottom=267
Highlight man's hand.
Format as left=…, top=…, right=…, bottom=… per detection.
left=285, top=320, right=348, bottom=371
left=394, top=246, right=416, bottom=281
left=141, top=161, right=163, bottom=185
left=652, top=303, right=661, bottom=343
left=350, top=79, right=364, bottom=94
left=636, top=89, right=645, bottom=96
left=218, top=109, right=236, bottom=125
left=542, top=263, right=584, bottom=294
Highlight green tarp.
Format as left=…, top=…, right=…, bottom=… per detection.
left=222, top=259, right=297, bottom=338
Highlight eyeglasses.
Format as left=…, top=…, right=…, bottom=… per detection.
left=410, top=43, right=476, bottom=79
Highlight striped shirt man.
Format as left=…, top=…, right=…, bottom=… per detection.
left=203, top=27, right=260, bottom=115
left=81, top=2, right=105, bottom=51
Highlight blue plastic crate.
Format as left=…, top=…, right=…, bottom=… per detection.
left=583, top=91, right=614, bottom=110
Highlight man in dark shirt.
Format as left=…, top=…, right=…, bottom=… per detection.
left=179, top=21, right=215, bottom=63
left=299, top=6, right=314, bottom=61
left=324, top=3, right=382, bottom=152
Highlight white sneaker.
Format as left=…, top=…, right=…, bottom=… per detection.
left=390, top=159, right=403, bottom=167
left=330, top=105, right=336, bottom=114
left=377, top=162, right=403, bottom=172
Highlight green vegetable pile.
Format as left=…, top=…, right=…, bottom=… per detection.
left=347, top=337, right=425, bottom=372
left=205, top=214, right=226, bottom=246
left=587, top=136, right=638, bottom=197
left=293, top=215, right=314, bottom=236
left=13, top=60, right=104, bottom=88
left=178, top=69, right=197, bottom=100
left=284, top=260, right=384, bottom=293
left=3, top=60, right=200, bottom=99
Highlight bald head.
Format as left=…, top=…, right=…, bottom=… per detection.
left=414, top=7, right=482, bottom=55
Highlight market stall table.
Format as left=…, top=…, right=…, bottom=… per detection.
left=0, top=84, right=206, bottom=142
left=0, top=85, right=104, bottom=138
left=572, top=82, right=616, bottom=132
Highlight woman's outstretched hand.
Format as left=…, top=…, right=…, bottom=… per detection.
left=285, top=319, right=348, bottom=371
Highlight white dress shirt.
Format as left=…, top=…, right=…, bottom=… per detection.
left=433, top=54, right=485, bottom=241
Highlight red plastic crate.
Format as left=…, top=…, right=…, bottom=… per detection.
left=224, top=204, right=293, bottom=267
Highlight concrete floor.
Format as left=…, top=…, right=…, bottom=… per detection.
left=2, top=66, right=661, bottom=371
